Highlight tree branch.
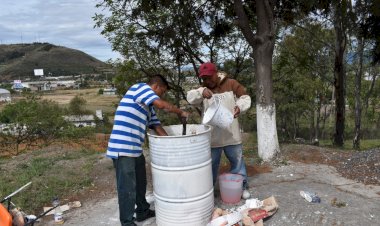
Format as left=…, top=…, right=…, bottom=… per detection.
left=233, top=0, right=261, bottom=48
left=264, top=0, right=275, bottom=37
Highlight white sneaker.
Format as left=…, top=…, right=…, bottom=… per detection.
left=242, top=189, right=251, bottom=199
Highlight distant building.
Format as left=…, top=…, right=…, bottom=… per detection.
left=64, top=115, right=96, bottom=127
left=95, top=110, right=103, bottom=121
left=10, top=80, right=77, bottom=92
left=103, top=88, right=117, bottom=95
left=0, top=88, right=11, bottom=102
left=0, top=123, right=27, bottom=135
left=27, top=82, right=52, bottom=91
left=12, top=80, right=24, bottom=91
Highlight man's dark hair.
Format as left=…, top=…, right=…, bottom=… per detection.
left=148, top=74, right=170, bottom=89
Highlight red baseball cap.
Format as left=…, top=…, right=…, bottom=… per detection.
left=199, top=62, right=217, bottom=77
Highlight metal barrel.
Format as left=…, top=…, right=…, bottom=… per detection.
left=148, top=124, right=214, bottom=226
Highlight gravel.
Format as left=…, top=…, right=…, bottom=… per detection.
left=335, top=148, right=380, bottom=185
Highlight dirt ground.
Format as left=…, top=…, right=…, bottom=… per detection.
left=279, top=145, right=380, bottom=186
left=35, top=143, right=380, bottom=226
left=46, top=142, right=379, bottom=211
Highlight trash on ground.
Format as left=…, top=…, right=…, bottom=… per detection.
left=68, top=201, right=82, bottom=208
left=242, top=196, right=279, bottom=225
left=208, top=196, right=278, bottom=226
left=330, top=197, right=347, bottom=207
left=300, top=190, right=321, bottom=203
left=52, top=197, right=64, bottom=224
left=8, top=208, right=40, bottom=226
left=245, top=198, right=264, bottom=209
left=43, top=200, right=82, bottom=215
left=248, top=209, right=268, bottom=222
left=25, top=215, right=37, bottom=224
left=9, top=208, right=25, bottom=226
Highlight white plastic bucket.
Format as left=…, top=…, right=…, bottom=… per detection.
left=202, top=98, right=234, bottom=129
left=219, top=173, right=243, bottom=204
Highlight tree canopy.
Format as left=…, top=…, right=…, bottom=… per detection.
left=94, top=0, right=380, bottom=151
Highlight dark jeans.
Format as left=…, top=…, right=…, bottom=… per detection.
left=113, top=155, right=150, bottom=226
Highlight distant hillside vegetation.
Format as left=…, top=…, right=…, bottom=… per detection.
left=0, top=43, right=110, bottom=81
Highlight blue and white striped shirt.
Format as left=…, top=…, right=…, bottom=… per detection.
left=106, top=83, right=160, bottom=158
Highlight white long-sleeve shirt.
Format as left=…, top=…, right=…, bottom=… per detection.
left=187, top=72, right=251, bottom=148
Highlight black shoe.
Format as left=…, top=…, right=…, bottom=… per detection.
left=135, top=209, right=155, bottom=222
left=122, top=221, right=136, bottom=226
left=127, top=223, right=137, bottom=226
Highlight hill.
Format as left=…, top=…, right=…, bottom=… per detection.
left=0, top=43, right=111, bottom=81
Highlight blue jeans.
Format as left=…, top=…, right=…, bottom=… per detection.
left=211, top=144, right=248, bottom=189
left=113, top=155, right=150, bottom=226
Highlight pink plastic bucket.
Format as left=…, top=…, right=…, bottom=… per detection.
left=219, top=173, right=243, bottom=204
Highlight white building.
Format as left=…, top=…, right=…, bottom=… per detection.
left=0, top=88, right=11, bottom=102
left=12, top=80, right=25, bottom=91
left=0, top=123, right=27, bottom=135
left=11, top=80, right=77, bottom=92
left=64, top=115, right=96, bottom=127
left=103, top=88, right=117, bottom=95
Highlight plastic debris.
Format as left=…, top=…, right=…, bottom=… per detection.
left=300, top=190, right=321, bottom=203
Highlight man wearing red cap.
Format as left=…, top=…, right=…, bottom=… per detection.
left=187, top=62, right=252, bottom=199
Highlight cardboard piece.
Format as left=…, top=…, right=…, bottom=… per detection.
left=43, top=201, right=81, bottom=216
left=261, top=196, right=279, bottom=217
left=68, top=201, right=82, bottom=208
left=241, top=196, right=279, bottom=226
left=43, top=205, right=69, bottom=216
left=254, top=219, right=264, bottom=226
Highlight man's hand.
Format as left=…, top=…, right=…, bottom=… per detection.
left=153, top=125, right=168, bottom=136
left=233, top=106, right=240, bottom=118
left=202, top=88, right=213, bottom=99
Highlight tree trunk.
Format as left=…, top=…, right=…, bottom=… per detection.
left=315, top=95, right=322, bottom=141
left=293, top=114, right=298, bottom=140
left=310, top=110, right=315, bottom=142
left=321, top=105, right=328, bottom=139
left=333, top=2, right=347, bottom=147
left=234, top=0, right=279, bottom=161
left=353, top=37, right=364, bottom=149
left=253, top=1, right=280, bottom=160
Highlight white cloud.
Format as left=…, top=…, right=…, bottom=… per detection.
left=0, top=0, right=121, bottom=61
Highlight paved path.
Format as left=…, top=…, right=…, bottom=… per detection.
left=40, top=161, right=380, bottom=226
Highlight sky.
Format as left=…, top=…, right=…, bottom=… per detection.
left=0, top=0, right=122, bottom=62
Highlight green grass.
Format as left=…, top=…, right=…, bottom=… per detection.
left=243, top=130, right=380, bottom=152
left=242, top=131, right=261, bottom=164
left=0, top=148, right=99, bottom=214
left=219, top=132, right=261, bottom=166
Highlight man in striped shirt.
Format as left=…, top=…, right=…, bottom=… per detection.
left=107, top=74, right=189, bottom=226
